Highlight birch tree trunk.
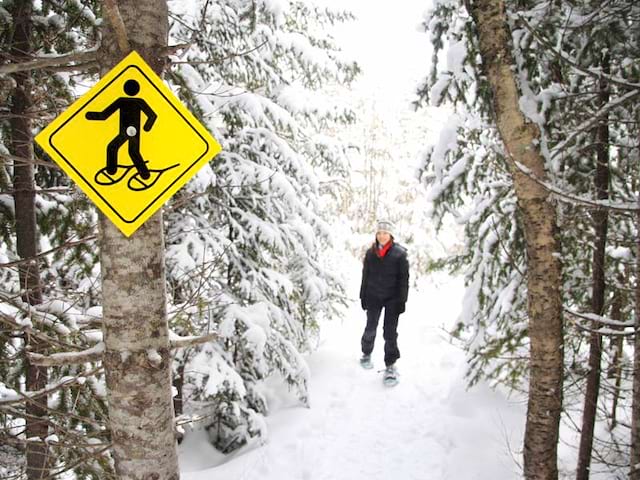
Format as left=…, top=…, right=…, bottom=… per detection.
left=8, top=1, right=49, bottom=477
left=576, top=54, right=610, bottom=480
left=98, top=1, right=179, bottom=478
left=468, top=1, right=564, bottom=478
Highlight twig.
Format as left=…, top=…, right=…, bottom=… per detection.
left=550, top=89, right=640, bottom=160
left=0, top=235, right=96, bottom=269
left=518, top=14, right=640, bottom=91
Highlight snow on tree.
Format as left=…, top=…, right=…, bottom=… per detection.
left=0, top=0, right=359, bottom=475
left=418, top=0, right=640, bottom=476
left=159, top=0, right=360, bottom=453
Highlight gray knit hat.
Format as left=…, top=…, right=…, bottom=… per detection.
left=376, top=219, right=395, bottom=237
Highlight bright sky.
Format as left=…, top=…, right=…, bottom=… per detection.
left=317, top=0, right=445, bottom=178
left=330, top=1, right=433, bottom=105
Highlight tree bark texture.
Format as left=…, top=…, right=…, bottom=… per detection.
left=576, top=55, right=610, bottom=480
left=607, top=284, right=624, bottom=430
left=631, top=133, right=640, bottom=480
left=8, top=1, right=49, bottom=478
left=468, top=1, right=564, bottom=479
left=97, top=1, right=179, bottom=479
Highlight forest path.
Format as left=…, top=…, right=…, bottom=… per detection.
left=180, top=274, right=525, bottom=480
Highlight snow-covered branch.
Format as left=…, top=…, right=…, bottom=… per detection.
left=28, top=343, right=105, bottom=367
left=518, top=15, right=640, bottom=91
left=564, top=308, right=634, bottom=328
left=0, top=49, right=98, bottom=75
left=550, top=89, right=640, bottom=160
left=0, top=366, right=102, bottom=406
left=26, top=333, right=219, bottom=367
left=0, top=311, right=76, bottom=350
left=169, top=332, right=219, bottom=349
left=513, top=161, right=639, bottom=212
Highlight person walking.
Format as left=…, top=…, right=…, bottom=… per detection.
left=359, top=219, right=409, bottom=385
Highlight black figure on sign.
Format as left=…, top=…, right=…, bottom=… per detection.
left=85, top=79, right=157, bottom=184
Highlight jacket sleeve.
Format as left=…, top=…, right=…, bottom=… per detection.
left=359, top=251, right=369, bottom=301
left=397, top=251, right=409, bottom=304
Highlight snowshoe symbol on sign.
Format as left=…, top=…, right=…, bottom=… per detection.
left=85, top=79, right=180, bottom=192
left=94, top=163, right=180, bottom=191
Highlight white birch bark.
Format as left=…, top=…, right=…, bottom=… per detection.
left=98, top=1, right=179, bottom=478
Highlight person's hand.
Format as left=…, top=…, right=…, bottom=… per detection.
left=361, top=298, right=367, bottom=310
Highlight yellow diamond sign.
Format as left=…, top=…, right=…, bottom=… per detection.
left=35, top=51, right=221, bottom=237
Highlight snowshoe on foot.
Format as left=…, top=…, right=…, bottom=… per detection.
left=383, top=365, right=399, bottom=387
left=360, top=354, right=373, bottom=370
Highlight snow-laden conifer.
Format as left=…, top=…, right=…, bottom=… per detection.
left=163, top=0, right=358, bottom=452
left=419, top=0, right=640, bottom=475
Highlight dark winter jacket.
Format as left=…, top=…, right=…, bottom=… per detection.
left=359, top=242, right=409, bottom=311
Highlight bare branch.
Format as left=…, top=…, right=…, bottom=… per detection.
left=0, top=151, right=62, bottom=169
left=0, top=236, right=97, bottom=269
left=170, top=332, right=219, bottom=349
left=0, top=49, right=99, bottom=75
left=171, top=40, right=269, bottom=66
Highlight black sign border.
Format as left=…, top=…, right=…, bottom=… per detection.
left=48, top=64, right=212, bottom=225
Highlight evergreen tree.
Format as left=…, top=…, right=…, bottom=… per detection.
left=419, top=0, right=640, bottom=476
left=163, top=0, right=358, bottom=452
left=1, top=0, right=359, bottom=475
left=0, top=1, right=111, bottom=478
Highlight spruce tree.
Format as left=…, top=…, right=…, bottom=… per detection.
left=419, top=0, right=640, bottom=476
left=164, top=0, right=358, bottom=451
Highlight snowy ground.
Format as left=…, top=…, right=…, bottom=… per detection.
left=179, top=270, right=529, bottom=480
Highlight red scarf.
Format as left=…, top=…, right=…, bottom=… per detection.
left=376, top=240, right=393, bottom=258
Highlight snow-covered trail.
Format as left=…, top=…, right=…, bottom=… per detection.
left=180, top=274, right=526, bottom=479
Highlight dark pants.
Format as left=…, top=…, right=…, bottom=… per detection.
left=361, top=303, right=400, bottom=367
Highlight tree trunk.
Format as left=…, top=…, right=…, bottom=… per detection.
left=607, top=283, right=624, bottom=430
left=8, top=1, right=49, bottom=478
left=468, top=1, right=564, bottom=479
left=576, top=53, right=610, bottom=480
left=631, top=127, right=640, bottom=480
left=173, top=361, right=185, bottom=417
left=98, top=1, right=179, bottom=479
